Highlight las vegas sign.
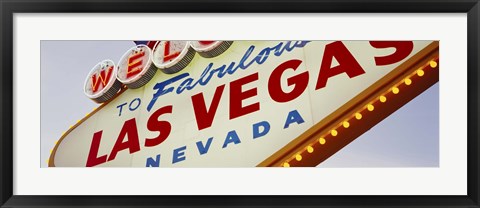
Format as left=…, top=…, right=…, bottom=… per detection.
left=49, top=40, right=439, bottom=167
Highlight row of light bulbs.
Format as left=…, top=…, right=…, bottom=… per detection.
left=282, top=59, right=438, bottom=167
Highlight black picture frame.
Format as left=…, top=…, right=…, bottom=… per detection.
left=1, top=0, right=479, bottom=207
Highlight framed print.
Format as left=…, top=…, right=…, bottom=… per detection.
left=1, top=0, right=479, bottom=207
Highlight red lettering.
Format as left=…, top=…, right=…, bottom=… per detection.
left=199, top=41, right=215, bottom=45
left=229, top=73, right=259, bottom=120
left=107, top=118, right=141, bottom=161
left=316, top=41, right=365, bottom=89
left=370, top=41, right=414, bottom=66
left=268, top=59, right=309, bottom=103
left=90, top=66, right=113, bottom=93
left=127, top=51, right=145, bottom=78
left=192, top=85, right=225, bottom=131
left=163, top=41, right=181, bottom=63
left=145, top=105, right=173, bottom=147
left=146, top=41, right=157, bottom=50
left=86, top=131, right=108, bottom=167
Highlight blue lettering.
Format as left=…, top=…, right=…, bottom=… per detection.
left=147, top=73, right=189, bottom=111
left=196, top=137, right=213, bottom=155
left=295, top=40, right=310, bottom=47
left=225, top=62, right=237, bottom=75
left=253, top=121, right=270, bottom=139
left=284, top=41, right=296, bottom=51
left=272, top=42, right=285, bottom=56
left=148, top=41, right=310, bottom=103
left=222, top=130, right=241, bottom=148
left=254, top=48, right=270, bottom=64
left=284, top=110, right=305, bottom=129
left=146, top=154, right=161, bottom=167
left=237, top=45, right=255, bottom=70
left=172, top=146, right=187, bottom=164
left=116, top=102, right=127, bottom=116
left=177, top=78, right=194, bottom=94
left=211, top=65, right=228, bottom=79
left=198, top=63, right=214, bottom=85
left=128, top=98, right=141, bottom=111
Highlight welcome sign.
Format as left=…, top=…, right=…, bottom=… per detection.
left=48, top=40, right=439, bottom=167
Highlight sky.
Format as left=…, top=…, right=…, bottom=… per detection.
left=40, top=40, right=439, bottom=168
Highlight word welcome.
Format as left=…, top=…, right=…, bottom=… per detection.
left=84, top=41, right=232, bottom=102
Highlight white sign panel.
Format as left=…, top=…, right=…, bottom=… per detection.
left=52, top=40, right=433, bottom=167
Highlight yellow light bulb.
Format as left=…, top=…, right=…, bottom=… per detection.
left=367, top=104, right=374, bottom=111
left=392, top=87, right=400, bottom=94
left=355, top=112, right=362, bottom=120
left=405, top=78, right=412, bottom=85
left=46, top=159, right=49, bottom=164
left=430, top=60, right=438, bottom=68
left=283, top=162, right=290, bottom=167
left=343, top=121, right=350, bottom=128
left=417, top=69, right=425, bottom=76
left=69, top=125, right=73, bottom=129
left=50, top=149, right=53, bottom=154
left=331, top=130, right=338, bottom=137
left=380, top=96, right=387, bottom=103
left=307, top=146, right=314, bottom=153
left=319, top=137, right=326, bottom=145
left=295, top=154, right=302, bottom=161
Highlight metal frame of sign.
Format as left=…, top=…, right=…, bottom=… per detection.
left=1, top=0, right=479, bottom=207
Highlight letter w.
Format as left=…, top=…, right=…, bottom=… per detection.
left=91, top=66, right=113, bottom=93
